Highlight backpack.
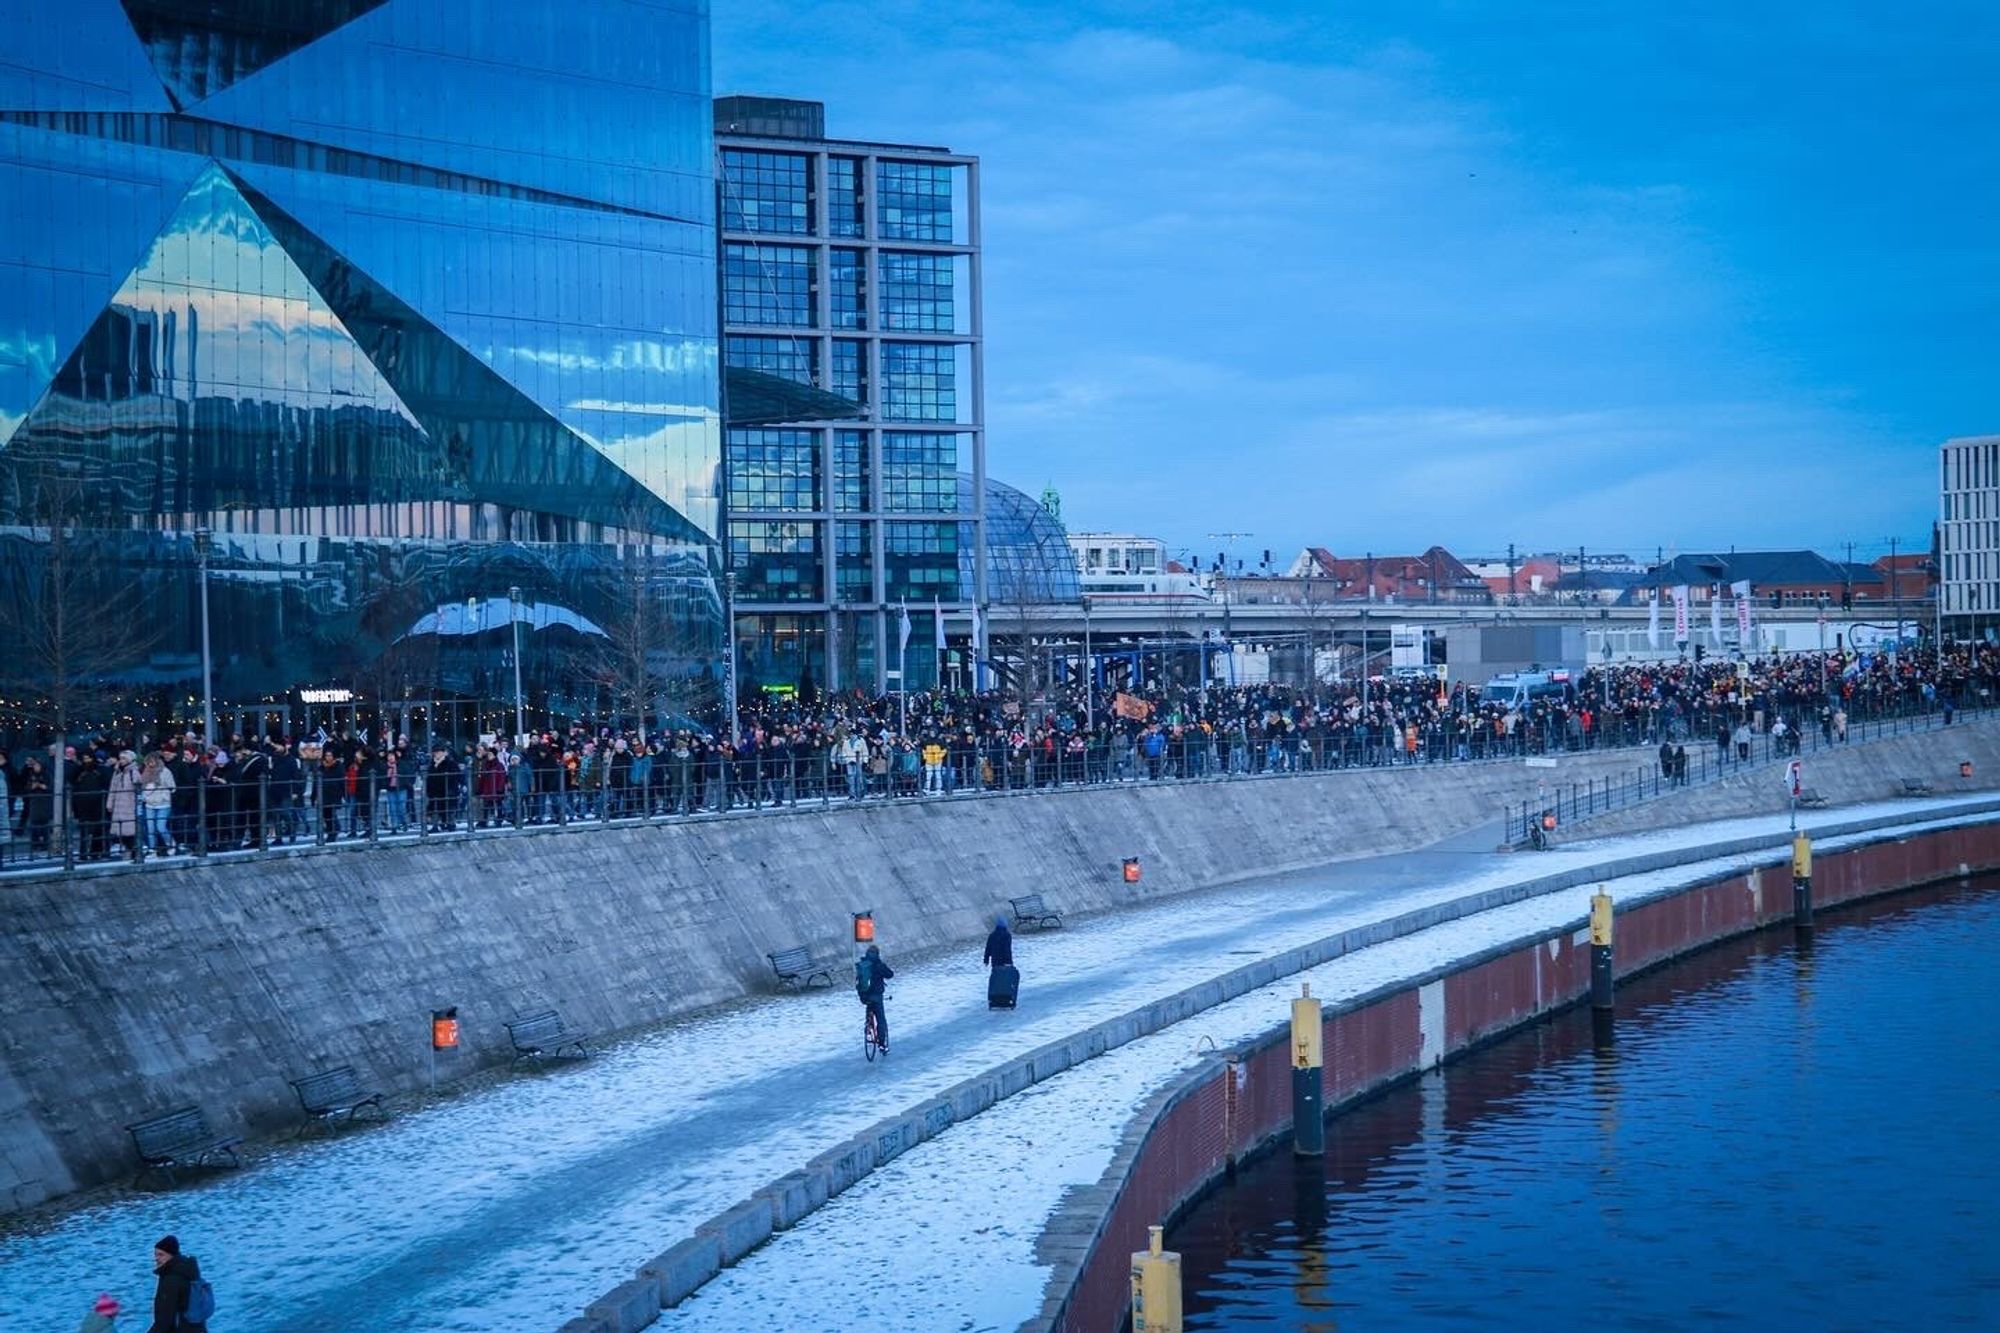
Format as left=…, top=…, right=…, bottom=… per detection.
left=182, top=1275, right=217, bottom=1326
left=854, top=956, right=874, bottom=998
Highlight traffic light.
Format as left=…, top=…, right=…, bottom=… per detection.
left=1694, top=642, right=1706, bottom=664
left=1262, top=548, right=1271, bottom=568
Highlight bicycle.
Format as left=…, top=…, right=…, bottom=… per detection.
left=863, top=993, right=889, bottom=1062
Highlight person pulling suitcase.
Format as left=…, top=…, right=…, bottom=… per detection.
left=984, top=915, right=1019, bottom=1009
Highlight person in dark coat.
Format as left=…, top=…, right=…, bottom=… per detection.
left=71, top=753, right=110, bottom=860
left=983, top=916, right=1013, bottom=969
left=425, top=747, right=461, bottom=831
left=148, top=1234, right=204, bottom=1333
left=855, top=944, right=894, bottom=1052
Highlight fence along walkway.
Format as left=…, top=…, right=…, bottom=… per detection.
left=1500, top=701, right=1982, bottom=845
left=3, top=699, right=1979, bottom=880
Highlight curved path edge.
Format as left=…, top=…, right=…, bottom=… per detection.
left=562, top=798, right=2000, bottom=1333
left=1022, top=811, right=2000, bottom=1333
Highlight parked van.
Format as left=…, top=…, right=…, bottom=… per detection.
left=1481, top=670, right=1573, bottom=710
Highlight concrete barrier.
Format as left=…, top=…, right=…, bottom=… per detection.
left=583, top=1279, right=660, bottom=1333
left=574, top=798, right=2000, bottom=1328
left=635, top=1234, right=720, bottom=1308
left=1025, top=815, right=2000, bottom=1332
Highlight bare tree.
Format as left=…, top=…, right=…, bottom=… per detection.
left=0, top=456, right=159, bottom=855
left=585, top=536, right=712, bottom=743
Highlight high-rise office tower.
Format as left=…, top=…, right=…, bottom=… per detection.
left=716, top=95, right=990, bottom=693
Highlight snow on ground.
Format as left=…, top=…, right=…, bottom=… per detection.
left=661, top=805, right=2000, bottom=1333
left=1, top=798, right=1988, bottom=1330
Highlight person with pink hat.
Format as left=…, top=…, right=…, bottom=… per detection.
left=77, top=1292, right=120, bottom=1332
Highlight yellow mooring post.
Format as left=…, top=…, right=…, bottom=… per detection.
left=1130, top=1224, right=1183, bottom=1333
left=1291, top=981, right=1325, bottom=1156
left=1792, top=832, right=1814, bottom=927
left=1589, top=890, right=1615, bottom=1011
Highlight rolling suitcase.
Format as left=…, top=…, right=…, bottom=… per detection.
left=988, top=963, right=1020, bottom=1009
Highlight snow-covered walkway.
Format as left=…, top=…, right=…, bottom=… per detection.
left=665, top=802, right=2000, bottom=1332
left=2, top=799, right=1987, bottom=1330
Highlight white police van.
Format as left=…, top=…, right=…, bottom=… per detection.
left=1481, top=670, right=1573, bottom=710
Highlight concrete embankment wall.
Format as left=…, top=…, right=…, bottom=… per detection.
left=1028, top=818, right=2000, bottom=1333
left=0, top=748, right=1651, bottom=1214
left=1581, top=716, right=2000, bottom=838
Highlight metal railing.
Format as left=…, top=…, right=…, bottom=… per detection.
left=1502, top=699, right=1987, bottom=846
left=3, top=697, right=1985, bottom=880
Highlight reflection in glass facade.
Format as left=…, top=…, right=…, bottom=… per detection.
left=0, top=0, right=722, bottom=730
left=723, top=243, right=816, bottom=327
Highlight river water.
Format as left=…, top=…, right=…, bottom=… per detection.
left=1169, top=878, right=2000, bottom=1331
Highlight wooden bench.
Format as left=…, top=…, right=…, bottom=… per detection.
left=767, top=945, right=834, bottom=989
left=126, top=1106, right=242, bottom=1187
left=288, top=1065, right=386, bottom=1134
left=506, top=1008, right=589, bottom=1062
left=1797, top=787, right=1830, bottom=809
left=1899, top=776, right=1935, bottom=797
left=1008, top=893, right=1064, bottom=930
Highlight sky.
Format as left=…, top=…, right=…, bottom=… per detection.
left=712, top=1, right=1999, bottom=567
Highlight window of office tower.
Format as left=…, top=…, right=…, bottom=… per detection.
left=831, top=248, right=867, bottom=329
left=726, top=428, right=821, bottom=511
left=879, top=251, right=958, bottom=331
left=723, top=244, right=816, bottom=326
left=881, top=342, right=958, bottom=421
left=829, top=157, right=864, bottom=237
left=728, top=520, right=822, bottom=601
left=881, top=431, right=964, bottom=512
left=726, top=335, right=818, bottom=386
left=722, top=149, right=812, bottom=234
left=831, top=340, right=869, bottom=409
left=876, top=161, right=959, bottom=242
left=834, top=430, right=871, bottom=512
left=884, top=520, right=965, bottom=601
left=836, top=521, right=874, bottom=602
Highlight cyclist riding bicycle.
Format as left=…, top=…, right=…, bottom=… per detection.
left=855, top=944, right=895, bottom=1054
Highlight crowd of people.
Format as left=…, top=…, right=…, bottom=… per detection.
left=5, top=645, right=1996, bottom=866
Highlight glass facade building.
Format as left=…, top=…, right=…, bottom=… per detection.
left=0, top=1, right=722, bottom=738
left=717, top=95, right=1023, bottom=692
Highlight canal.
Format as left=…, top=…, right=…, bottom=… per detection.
left=1169, top=876, right=2000, bottom=1331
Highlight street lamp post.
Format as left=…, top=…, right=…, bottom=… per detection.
left=509, top=585, right=525, bottom=744
left=464, top=595, right=479, bottom=742
left=723, top=572, right=739, bottom=745
left=1888, top=535, right=1901, bottom=654
left=193, top=527, right=214, bottom=745
left=1083, top=597, right=1093, bottom=725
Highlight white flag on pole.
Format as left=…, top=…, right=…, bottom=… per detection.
left=969, top=602, right=984, bottom=690
left=898, top=602, right=912, bottom=658
left=1672, top=585, right=1690, bottom=643
left=1647, top=589, right=1661, bottom=648
left=1732, top=579, right=1753, bottom=644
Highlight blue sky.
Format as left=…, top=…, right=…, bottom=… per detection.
left=713, top=1, right=1997, bottom=567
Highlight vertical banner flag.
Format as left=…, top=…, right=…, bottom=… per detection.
left=969, top=601, right=984, bottom=691
left=1672, top=585, right=1690, bottom=643
left=1732, top=580, right=1752, bottom=644
left=898, top=601, right=912, bottom=662
left=1709, top=583, right=1723, bottom=646
left=1648, top=587, right=1661, bottom=648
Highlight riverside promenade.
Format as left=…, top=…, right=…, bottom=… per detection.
left=6, top=795, right=1997, bottom=1331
